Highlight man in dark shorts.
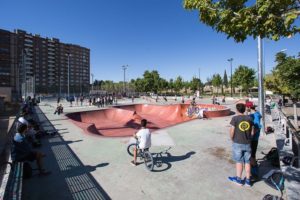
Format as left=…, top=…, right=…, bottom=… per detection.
left=228, top=103, right=254, bottom=186
left=13, top=123, right=50, bottom=176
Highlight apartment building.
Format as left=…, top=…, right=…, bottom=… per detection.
left=0, top=28, right=90, bottom=101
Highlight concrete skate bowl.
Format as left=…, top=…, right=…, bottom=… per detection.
left=66, top=104, right=231, bottom=137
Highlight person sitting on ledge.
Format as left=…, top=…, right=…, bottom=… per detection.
left=12, top=123, right=51, bottom=176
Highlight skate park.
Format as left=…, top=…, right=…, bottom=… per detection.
left=17, top=97, right=287, bottom=200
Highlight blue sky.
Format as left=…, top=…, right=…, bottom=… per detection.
left=1, top=0, right=299, bottom=83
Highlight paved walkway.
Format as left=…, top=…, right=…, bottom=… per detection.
left=23, top=98, right=283, bottom=200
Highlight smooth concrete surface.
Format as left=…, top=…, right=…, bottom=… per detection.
left=22, top=98, right=283, bottom=200
left=66, top=103, right=230, bottom=137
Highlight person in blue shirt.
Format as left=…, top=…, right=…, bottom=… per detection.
left=249, top=105, right=262, bottom=177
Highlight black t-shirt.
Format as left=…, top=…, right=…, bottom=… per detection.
left=230, top=115, right=253, bottom=144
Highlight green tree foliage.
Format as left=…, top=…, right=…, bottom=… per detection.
left=268, top=52, right=300, bottom=98
left=232, top=65, right=256, bottom=93
left=169, top=78, right=174, bottom=92
left=174, top=76, right=184, bottom=93
left=223, top=70, right=228, bottom=87
left=190, top=77, right=201, bottom=93
left=211, top=73, right=222, bottom=95
left=134, top=78, right=145, bottom=92
left=158, top=78, right=169, bottom=93
left=184, top=0, right=300, bottom=42
left=142, top=70, right=161, bottom=93
left=264, top=74, right=289, bottom=95
left=183, top=81, right=190, bottom=94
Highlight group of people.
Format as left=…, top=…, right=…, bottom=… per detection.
left=12, top=97, right=51, bottom=176
left=63, top=94, right=119, bottom=107
left=228, top=102, right=262, bottom=187
left=212, top=95, right=226, bottom=105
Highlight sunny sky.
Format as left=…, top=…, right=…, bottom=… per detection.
left=1, top=0, right=299, bottom=83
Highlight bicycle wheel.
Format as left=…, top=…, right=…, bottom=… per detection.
left=143, top=151, right=154, bottom=171
left=127, top=144, right=136, bottom=157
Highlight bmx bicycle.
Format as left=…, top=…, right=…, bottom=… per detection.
left=127, top=140, right=154, bottom=171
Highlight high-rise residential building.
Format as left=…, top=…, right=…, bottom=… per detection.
left=0, top=28, right=90, bottom=101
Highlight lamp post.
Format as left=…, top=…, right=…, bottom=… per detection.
left=122, top=65, right=128, bottom=94
left=91, top=73, right=94, bottom=92
left=81, top=52, right=86, bottom=95
left=258, top=36, right=265, bottom=132
left=198, top=68, right=201, bottom=96
left=22, top=49, right=28, bottom=98
left=227, top=58, right=233, bottom=97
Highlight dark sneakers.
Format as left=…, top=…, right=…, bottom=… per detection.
left=244, top=178, right=252, bottom=187
left=228, top=176, right=243, bottom=186
left=228, top=176, right=252, bottom=187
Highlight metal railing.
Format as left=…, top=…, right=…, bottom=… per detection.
left=271, top=105, right=299, bottom=167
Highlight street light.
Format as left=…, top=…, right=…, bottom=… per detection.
left=227, top=58, right=233, bottom=97
left=91, top=73, right=94, bottom=92
left=198, top=68, right=201, bottom=96
left=122, top=65, right=128, bottom=94
left=22, top=49, right=28, bottom=98
left=81, top=52, right=86, bottom=95
left=280, top=49, right=287, bottom=52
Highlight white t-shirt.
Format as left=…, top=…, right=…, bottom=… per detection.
left=136, top=128, right=151, bottom=149
left=18, top=117, right=29, bottom=125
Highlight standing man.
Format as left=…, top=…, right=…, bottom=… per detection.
left=228, top=103, right=254, bottom=186
left=249, top=105, right=262, bottom=177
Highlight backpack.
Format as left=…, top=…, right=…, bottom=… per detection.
left=262, top=194, right=284, bottom=200
left=264, top=171, right=284, bottom=195
left=23, top=162, right=32, bottom=179
left=263, top=147, right=280, bottom=167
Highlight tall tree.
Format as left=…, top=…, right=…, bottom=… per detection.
left=190, top=77, right=200, bottom=93
left=184, top=0, right=300, bottom=42
left=134, top=78, right=145, bottom=93
left=174, top=76, right=184, bottom=93
left=273, top=52, right=300, bottom=99
left=158, top=78, right=168, bottom=93
left=211, top=73, right=222, bottom=95
left=232, top=65, right=256, bottom=93
left=169, top=79, right=174, bottom=93
left=183, top=81, right=190, bottom=94
left=223, top=70, right=228, bottom=88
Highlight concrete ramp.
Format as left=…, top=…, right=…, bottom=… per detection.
left=66, top=104, right=230, bottom=137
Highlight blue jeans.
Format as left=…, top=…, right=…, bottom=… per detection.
left=232, top=143, right=251, bottom=164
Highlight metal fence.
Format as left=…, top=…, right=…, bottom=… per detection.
left=271, top=106, right=299, bottom=168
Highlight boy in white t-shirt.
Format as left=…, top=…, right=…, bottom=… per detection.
left=131, top=119, right=151, bottom=166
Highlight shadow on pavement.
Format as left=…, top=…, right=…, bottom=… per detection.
left=23, top=106, right=111, bottom=200
left=152, top=150, right=196, bottom=172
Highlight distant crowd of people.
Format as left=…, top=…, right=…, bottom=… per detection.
left=58, top=94, right=120, bottom=107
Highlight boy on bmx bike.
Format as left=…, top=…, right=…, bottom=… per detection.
left=131, top=119, right=151, bottom=166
